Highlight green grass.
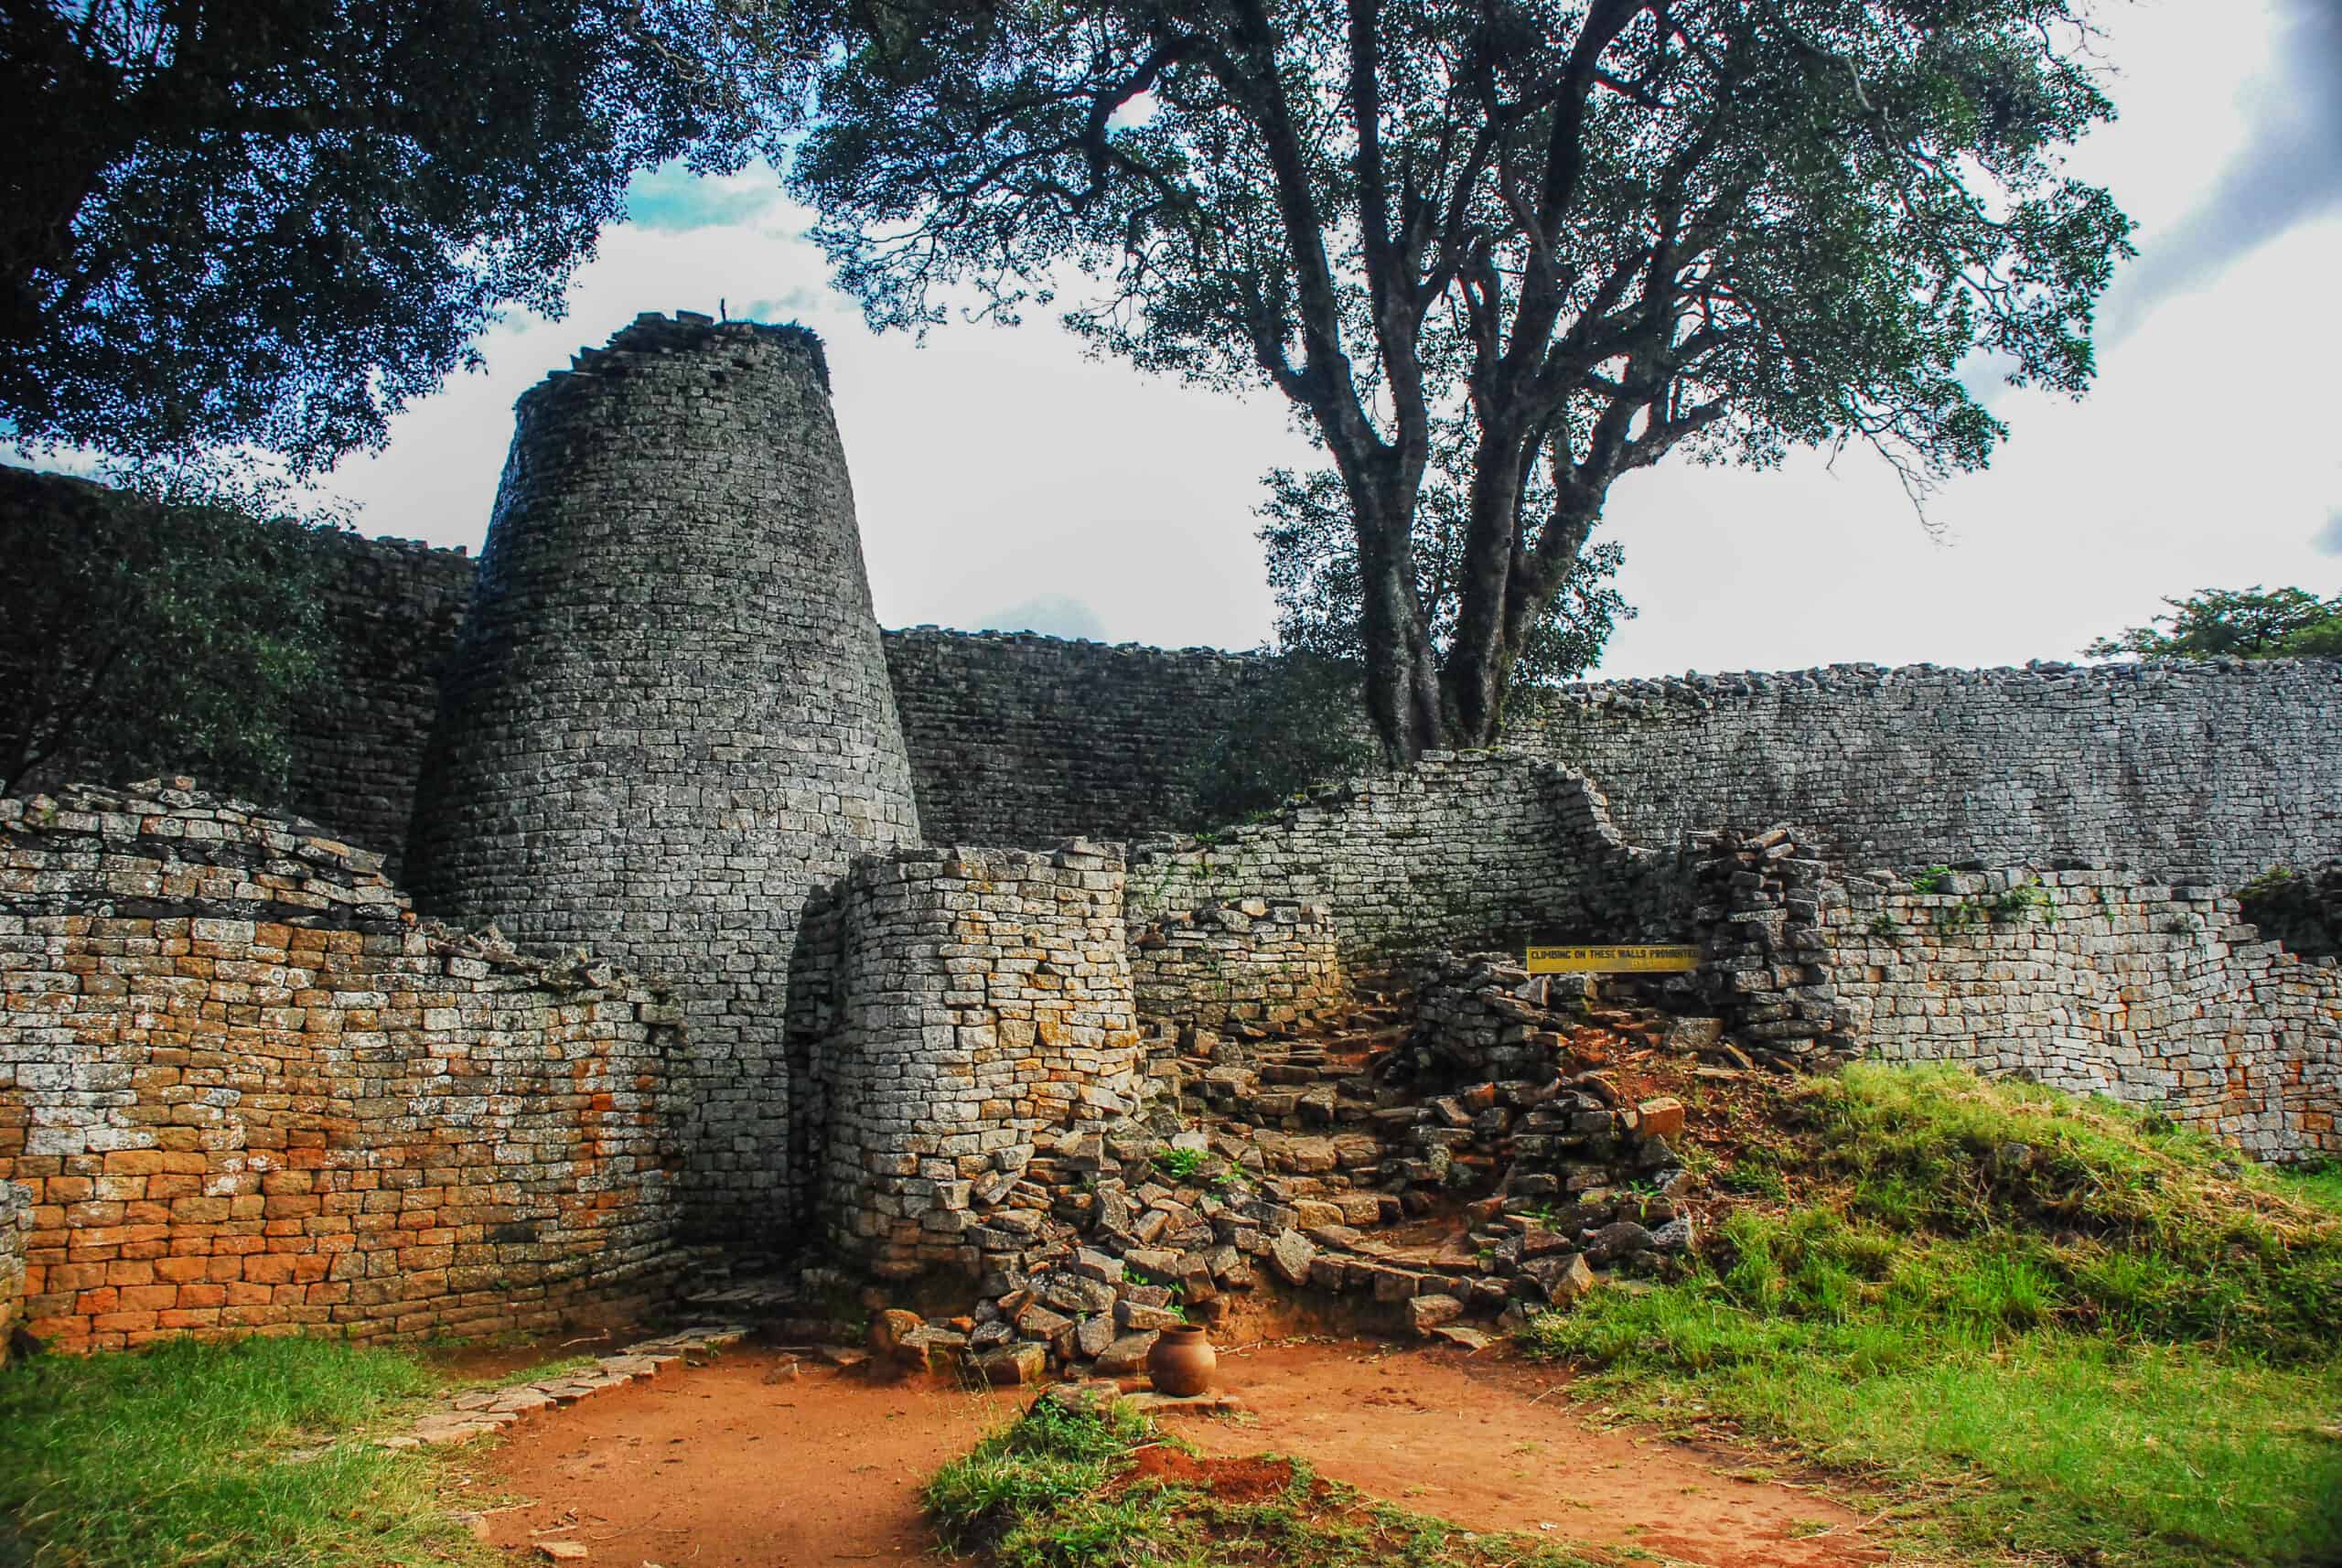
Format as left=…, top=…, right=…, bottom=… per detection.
left=1521, top=1063, right=2342, bottom=1568
left=464, top=1352, right=598, bottom=1387
left=0, top=1336, right=489, bottom=1568
left=2272, top=1159, right=2342, bottom=1218
left=928, top=1401, right=1616, bottom=1568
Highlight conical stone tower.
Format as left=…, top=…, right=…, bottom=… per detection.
left=408, top=311, right=922, bottom=1242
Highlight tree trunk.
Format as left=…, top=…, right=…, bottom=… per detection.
left=1347, top=471, right=1443, bottom=766
left=1439, top=420, right=1536, bottom=747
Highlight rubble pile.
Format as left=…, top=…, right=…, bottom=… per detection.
left=860, top=956, right=1717, bottom=1385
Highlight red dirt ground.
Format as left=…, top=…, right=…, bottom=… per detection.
left=472, top=1339, right=1885, bottom=1568
left=1181, top=1340, right=1885, bottom=1568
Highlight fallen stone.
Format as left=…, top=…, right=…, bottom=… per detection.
left=1015, top=1302, right=1074, bottom=1340
left=1266, top=1228, right=1316, bottom=1285
left=869, top=1308, right=925, bottom=1360
left=1430, top=1325, right=1493, bottom=1352
left=1074, top=1313, right=1117, bottom=1359
left=978, top=1343, right=1049, bottom=1386
left=1582, top=1220, right=1655, bottom=1266
left=1072, top=1247, right=1126, bottom=1284
left=1635, top=1097, right=1686, bottom=1140
left=1525, top=1251, right=1597, bottom=1305
left=1649, top=1215, right=1694, bottom=1251
left=1405, top=1294, right=1465, bottom=1335
left=1093, top=1332, right=1159, bottom=1376
left=1117, top=1300, right=1185, bottom=1332
left=536, top=1542, right=591, bottom=1563
left=1122, top=1391, right=1245, bottom=1415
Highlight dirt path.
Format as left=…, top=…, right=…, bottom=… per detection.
left=473, top=1341, right=1882, bottom=1568
left=1182, top=1340, right=1882, bottom=1568
left=475, top=1348, right=1009, bottom=1567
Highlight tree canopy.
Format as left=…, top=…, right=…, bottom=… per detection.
left=2083, top=586, right=2342, bottom=661
left=0, top=467, right=334, bottom=799
left=1262, top=415, right=1633, bottom=687
left=1, top=0, right=811, bottom=472
left=793, top=0, right=2133, bottom=760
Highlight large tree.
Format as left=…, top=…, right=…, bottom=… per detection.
left=2, top=0, right=807, bottom=471
left=793, top=0, right=2133, bottom=761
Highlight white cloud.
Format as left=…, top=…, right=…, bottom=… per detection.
left=2315, top=511, right=2342, bottom=558
left=973, top=594, right=1111, bottom=640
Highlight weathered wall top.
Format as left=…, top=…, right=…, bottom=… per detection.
left=1520, top=654, right=2342, bottom=882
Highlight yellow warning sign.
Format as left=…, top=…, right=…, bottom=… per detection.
left=1525, top=944, right=1702, bottom=974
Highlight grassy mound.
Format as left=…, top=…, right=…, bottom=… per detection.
left=1522, top=1062, right=2342, bottom=1568
left=928, top=1400, right=1615, bottom=1568
left=0, top=1336, right=485, bottom=1568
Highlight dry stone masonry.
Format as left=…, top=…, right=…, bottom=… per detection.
left=407, top=314, right=922, bottom=1243
left=1125, top=752, right=1687, bottom=972
left=11, top=454, right=2335, bottom=893
left=1824, top=867, right=2342, bottom=1159
left=1522, top=660, right=2342, bottom=883
left=1129, top=898, right=1345, bottom=1035
left=0, top=783, right=689, bottom=1353
left=281, top=530, right=476, bottom=880
left=882, top=629, right=1261, bottom=843
left=819, top=843, right=1144, bottom=1277
left=4, top=306, right=2340, bottom=1365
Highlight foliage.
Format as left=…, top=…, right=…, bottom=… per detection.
left=2084, top=586, right=2342, bottom=661
left=1261, top=417, right=1633, bottom=693
left=1187, top=651, right=1375, bottom=829
left=793, top=0, right=2133, bottom=758
left=0, top=467, right=333, bottom=800
left=1909, top=865, right=1955, bottom=894
left=1520, top=1063, right=2342, bottom=1567
left=1, top=0, right=815, bottom=472
left=2234, top=865, right=2342, bottom=961
left=1154, top=1146, right=1210, bottom=1182
left=1989, top=878, right=2055, bottom=923
left=926, top=1401, right=1611, bottom=1568
left=0, top=1336, right=485, bottom=1568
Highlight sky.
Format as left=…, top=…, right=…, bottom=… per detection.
left=299, top=0, right=2342, bottom=678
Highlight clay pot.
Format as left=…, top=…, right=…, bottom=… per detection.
left=1146, top=1325, right=1217, bottom=1396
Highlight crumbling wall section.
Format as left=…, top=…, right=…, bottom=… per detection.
left=1124, top=752, right=1690, bottom=971
left=0, top=783, right=689, bottom=1353
left=821, top=843, right=1143, bottom=1278
left=1128, top=899, right=1344, bottom=1034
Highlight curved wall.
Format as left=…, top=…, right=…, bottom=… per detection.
left=1520, top=660, right=2342, bottom=883
left=407, top=313, right=923, bottom=1241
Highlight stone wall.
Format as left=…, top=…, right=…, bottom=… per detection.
left=0, top=1178, right=27, bottom=1361
left=1616, top=828, right=2342, bottom=1157
left=1821, top=867, right=2342, bottom=1161
left=1521, top=660, right=2342, bottom=883
left=281, top=530, right=475, bottom=879
left=819, top=843, right=1144, bottom=1278
left=11, top=453, right=2337, bottom=894
left=882, top=628, right=1261, bottom=843
left=0, top=783, right=688, bottom=1353
left=406, top=314, right=923, bottom=1244
left=1128, top=898, right=1345, bottom=1034
left=1125, top=752, right=1688, bottom=972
